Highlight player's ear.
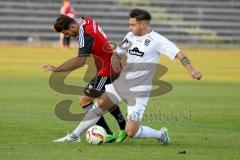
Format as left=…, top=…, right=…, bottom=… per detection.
left=51, top=25, right=56, bottom=32
left=143, top=21, right=149, bottom=27
left=140, top=21, right=146, bottom=29
left=69, top=24, right=75, bottom=31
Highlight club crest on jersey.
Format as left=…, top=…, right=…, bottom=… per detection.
left=144, top=39, right=151, bottom=46
left=128, top=47, right=144, bottom=57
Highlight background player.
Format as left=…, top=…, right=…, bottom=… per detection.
left=59, top=0, right=76, bottom=49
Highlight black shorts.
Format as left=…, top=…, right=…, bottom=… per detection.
left=84, top=75, right=119, bottom=98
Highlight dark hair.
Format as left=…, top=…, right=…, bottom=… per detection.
left=53, top=14, right=76, bottom=32
left=129, top=8, right=151, bottom=21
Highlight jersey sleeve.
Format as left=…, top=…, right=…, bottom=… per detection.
left=116, top=32, right=131, bottom=56
left=157, top=35, right=180, bottom=60
left=78, top=33, right=94, bottom=57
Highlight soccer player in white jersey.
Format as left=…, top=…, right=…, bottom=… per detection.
left=54, top=8, right=202, bottom=144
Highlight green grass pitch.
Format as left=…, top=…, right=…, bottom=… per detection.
left=0, top=45, right=240, bottom=160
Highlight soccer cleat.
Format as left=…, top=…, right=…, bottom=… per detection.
left=159, top=127, right=170, bottom=145
left=116, top=130, right=128, bottom=143
left=53, top=133, right=81, bottom=142
left=104, top=134, right=117, bottom=143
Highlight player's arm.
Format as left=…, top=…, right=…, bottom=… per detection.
left=42, top=56, right=87, bottom=72
left=111, top=52, right=122, bottom=73
left=111, top=35, right=130, bottom=73
left=175, top=51, right=202, bottom=80
left=43, top=32, right=94, bottom=72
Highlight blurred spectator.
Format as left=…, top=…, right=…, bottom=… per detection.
left=60, top=0, right=76, bottom=49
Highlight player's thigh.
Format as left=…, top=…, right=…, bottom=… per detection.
left=125, top=120, right=140, bottom=137
left=80, top=76, right=103, bottom=106
left=84, top=76, right=107, bottom=98
left=125, top=97, right=148, bottom=137
left=127, top=97, right=148, bottom=121
left=79, top=95, right=94, bottom=107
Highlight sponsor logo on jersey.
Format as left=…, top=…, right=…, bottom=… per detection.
left=128, top=47, right=144, bottom=57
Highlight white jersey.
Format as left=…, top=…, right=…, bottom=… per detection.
left=114, top=31, right=180, bottom=94
left=116, top=31, right=180, bottom=64
left=106, top=31, right=180, bottom=119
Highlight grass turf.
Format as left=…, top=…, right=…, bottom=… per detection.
left=0, top=45, right=240, bottom=160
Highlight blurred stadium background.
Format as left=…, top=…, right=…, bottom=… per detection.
left=0, top=0, right=240, bottom=46
left=0, top=1, right=240, bottom=160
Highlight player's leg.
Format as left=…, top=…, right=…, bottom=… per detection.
left=80, top=95, right=115, bottom=139
left=79, top=95, right=94, bottom=111
left=53, top=86, right=122, bottom=142
left=80, top=76, right=118, bottom=142
left=82, top=76, right=126, bottom=143
left=104, top=76, right=127, bottom=142
left=109, top=106, right=125, bottom=130
left=63, top=35, right=68, bottom=47
left=71, top=92, right=116, bottom=139
left=64, top=36, right=70, bottom=49
left=125, top=98, right=170, bottom=144
left=59, top=33, right=64, bottom=48
left=125, top=119, right=170, bottom=144
left=66, top=36, right=70, bottom=48
left=109, top=105, right=127, bottom=143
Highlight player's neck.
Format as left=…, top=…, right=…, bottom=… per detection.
left=140, top=28, right=152, bottom=36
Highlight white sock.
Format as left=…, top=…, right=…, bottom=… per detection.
left=72, top=103, right=103, bottom=137
left=133, top=125, right=162, bottom=139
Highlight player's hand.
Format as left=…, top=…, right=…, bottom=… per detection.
left=111, top=55, right=122, bottom=73
left=42, top=64, right=56, bottom=72
left=191, top=70, right=202, bottom=80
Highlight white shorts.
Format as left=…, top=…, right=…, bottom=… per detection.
left=105, top=83, right=149, bottom=121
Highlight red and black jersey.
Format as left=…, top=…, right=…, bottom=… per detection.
left=76, top=17, right=114, bottom=77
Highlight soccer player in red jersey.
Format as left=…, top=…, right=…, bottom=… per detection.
left=42, top=15, right=127, bottom=143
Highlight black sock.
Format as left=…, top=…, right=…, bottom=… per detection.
left=96, top=117, right=113, bottom=135
left=82, top=102, right=113, bottom=135
left=110, top=106, right=126, bottom=130
left=82, top=102, right=94, bottom=112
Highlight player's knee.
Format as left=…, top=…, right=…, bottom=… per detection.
left=79, top=96, right=92, bottom=107
left=125, top=120, right=139, bottom=137
left=96, top=93, right=115, bottom=112
left=126, top=128, right=137, bottom=137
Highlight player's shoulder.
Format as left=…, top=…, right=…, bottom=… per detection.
left=82, top=16, right=92, bottom=21
left=149, top=31, right=171, bottom=43
left=81, top=17, right=93, bottom=24
left=149, top=31, right=166, bottom=39
left=123, top=32, right=134, bottom=40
